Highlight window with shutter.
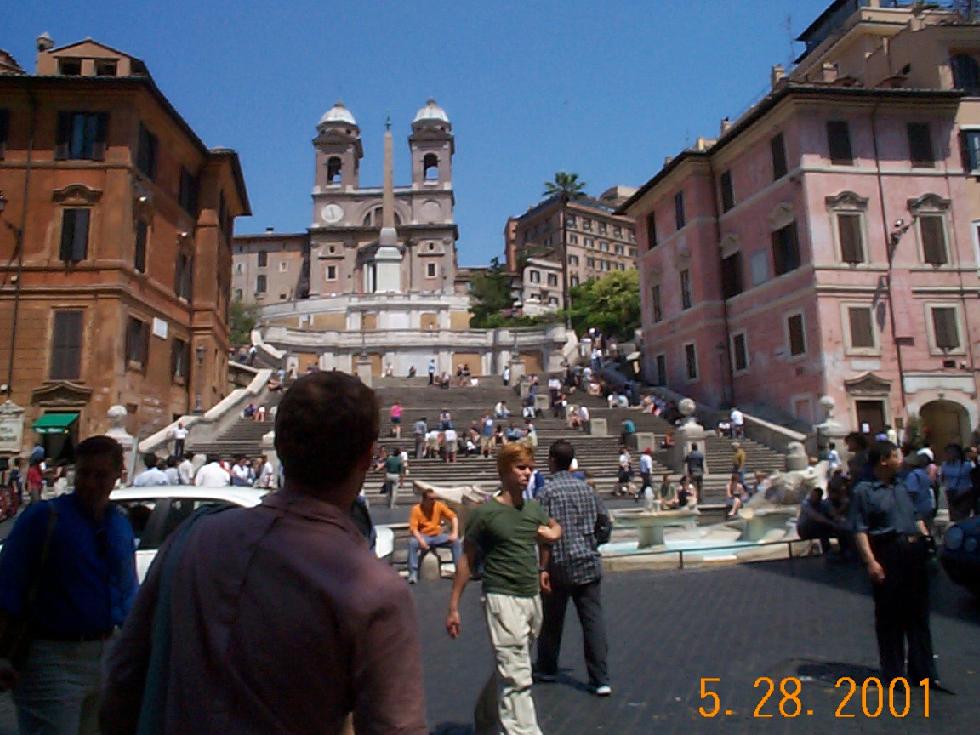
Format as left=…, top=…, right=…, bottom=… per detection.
left=171, top=339, right=189, bottom=380
left=137, top=123, right=157, bottom=179
left=178, top=167, right=198, bottom=214
left=684, top=343, right=698, bottom=381
left=257, top=250, right=268, bottom=267
left=125, top=317, right=149, bottom=368
left=720, top=170, right=735, bottom=212
left=950, top=54, right=980, bottom=95
left=651, top=285, right=662, bottom=322
left=931, top=307, right=960, bottom=351
left=837, top=212, right=865, bottom=264
left=919, top=215, right=948, bottom=265
left=787, top=314, right=806, bottom=356
left=256, top=275, right=267, bottom=293
left=771, top=133, right=788, bottom=180
left=848, top=307, right=875, bottom=349
left=134, top=220, right=148, bottom=273
left=645, top=212, right=658, bottom=249
left=826, top=121, right=853, bottom=164
left=674, top=191, right=685, bottom=231
left=655, top=354, right=666, bottom=386
left=50, top=310, right=83, bottom=380
left=56, top=112, right=108, bottom=161
left=721, top=252, right=743, bottom=299
left=59, top=208, right=90, bottom=262
left=680, top=269, right=692, bottom=309
left=907, top=123, right=934, bottom=167
left=732, top=332, right=748, bottom=372
left=771, top=222, right=801, bottom=275
left=0, top=109, right=8, bottom=159
left=962, top=130, right=980, bottom=173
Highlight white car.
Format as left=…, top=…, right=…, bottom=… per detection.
left=110, top=486, right=393, bottom=582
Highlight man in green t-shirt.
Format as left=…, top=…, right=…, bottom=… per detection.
left=447, top=443, right=561, bottom=735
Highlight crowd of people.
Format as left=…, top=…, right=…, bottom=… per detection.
left=131, top=451, right=276, bottom=489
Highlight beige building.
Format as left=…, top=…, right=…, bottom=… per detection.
left=231, top=229, right=307, bottom=306
left=505, top=187, right=638, bottom=311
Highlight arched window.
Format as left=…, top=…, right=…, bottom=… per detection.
left=326, top=157, right=342, bottom=184
left=423, top=153, right=439, bottom=181
left=361, top=207, right=402, bottom=227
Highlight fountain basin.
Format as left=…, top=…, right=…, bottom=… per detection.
left=737, top=507, right=798, bottom=542
left=612, top=506, right=700, bottom=548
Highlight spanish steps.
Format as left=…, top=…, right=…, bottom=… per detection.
left=188, top=375, right=789, bottom=507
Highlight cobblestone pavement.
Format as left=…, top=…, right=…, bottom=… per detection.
left=1, top=557, right=977, bottom=734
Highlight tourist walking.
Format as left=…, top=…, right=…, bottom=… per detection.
left=446, top=443, right=561, bottom=735
left=0, top=436, right=137, bottom=735
left=170, top=421, right=188, bottom=459
left=428, top=358, right=437, bottom=385
left=535, top=440, right=612, bottom=696
left=390, top=401, right=403, bottom=439
left=684, top=443, right=705, bottom=503
left=730, top=406, right=744, bottom=439
left=849, top=440, right=943, bottom=690
left=101, top=371, right=428, bottom=734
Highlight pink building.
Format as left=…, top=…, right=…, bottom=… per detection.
left=622, top=78, right=979, bottom=449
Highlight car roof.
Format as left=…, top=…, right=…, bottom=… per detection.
left=110, top=485, right=267, bottom=507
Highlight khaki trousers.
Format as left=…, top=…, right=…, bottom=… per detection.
left=475, top=593, right=543, bottom=735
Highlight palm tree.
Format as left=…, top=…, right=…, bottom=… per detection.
left=542, top=171, right=587, bottom=200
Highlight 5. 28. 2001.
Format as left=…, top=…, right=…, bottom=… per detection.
left=698, top=676, right=932, bottom=719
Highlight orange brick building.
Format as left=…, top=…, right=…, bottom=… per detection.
left=0, top=37, right=249, bottom=460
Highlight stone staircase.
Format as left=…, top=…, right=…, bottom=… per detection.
left=187, top=375, right=789, bottom=506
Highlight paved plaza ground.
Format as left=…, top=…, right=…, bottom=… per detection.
left=0, top=557, right=977, bottom=733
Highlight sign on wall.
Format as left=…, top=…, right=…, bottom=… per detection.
left=0, top=400, right=25, bottom=454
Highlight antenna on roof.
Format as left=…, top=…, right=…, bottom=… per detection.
left=783, top=14, right=795, bottom=69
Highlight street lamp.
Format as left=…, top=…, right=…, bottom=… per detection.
left=0, top=191, right=26, bottom=397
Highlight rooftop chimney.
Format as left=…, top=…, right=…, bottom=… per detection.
left=820, top=62, right=838, bottom=83
left=771, top=64, right=786, bottom=90
left=36, top=32, right=53, bottom=53
left=265, top=226, right=274, bottom=233
left=720, top=117, right=733, bottom=135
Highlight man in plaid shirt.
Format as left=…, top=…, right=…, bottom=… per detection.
left=534, top=440, right=612, bottom=696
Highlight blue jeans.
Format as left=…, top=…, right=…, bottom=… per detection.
left=13, top=638, right=107, bottom=735
left=407, top=533, right=461, bottom=576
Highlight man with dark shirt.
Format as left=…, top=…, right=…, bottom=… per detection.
left=535, top=440, right=612, bottom=696
left=684, top=443, right=705, bottom=501
left=0, top=435, right=137, bottom=735
left=850, top=441, right=942, bottom=689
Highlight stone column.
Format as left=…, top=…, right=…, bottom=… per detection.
left=509, top=357, right=525, bottom=386
left=670, top=398, right=705, bottom=472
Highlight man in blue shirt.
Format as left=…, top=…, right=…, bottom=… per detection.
left=0, top=435, right=137, bottom=735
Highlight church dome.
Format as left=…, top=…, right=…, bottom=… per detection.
left=412, top=98, right=449, bottom=124
left=319, top=101, right=357, bottom=127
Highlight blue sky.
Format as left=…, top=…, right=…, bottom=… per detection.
left=6, top=0, right=831, bottom=265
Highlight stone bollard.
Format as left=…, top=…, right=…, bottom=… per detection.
left=634, top=431, right=655, bottom=452
left=533, top=394, right=550, bottom=412
left=785, top=441, right=808, bottom=471
left=588, top=417, right=608, bottom=436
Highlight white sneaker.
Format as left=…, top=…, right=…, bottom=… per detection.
left=592, top=684, right=612, bottom=697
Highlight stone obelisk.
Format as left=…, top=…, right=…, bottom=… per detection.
left=374, top=116, right=402, bottom=292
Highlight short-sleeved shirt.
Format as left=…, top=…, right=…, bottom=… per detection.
left=733, top=448, right=746, bottom=470
left=384, top=456, right=403, bottom=475
left=409, top=501, right=456, bottom=537
left=849, top=478, right=920, bottom=536
left=685, top=451, right=705, bottom=476
left=465, top=498, right=548, bottom=597
left=539, top=471, right=605, bottom=585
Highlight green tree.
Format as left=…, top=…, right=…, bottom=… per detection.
left=229, top=300, right=259, bottom=346
left=565, top=269, right=641, bottom=339
left=469, top=257, right=515, bottom=327
left=543, top=171, right=587, bottom=200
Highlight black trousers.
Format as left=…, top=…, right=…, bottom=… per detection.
left=173, top=439, right=185, bottom=459
left=536, top=577, right=608, bottom=687
left=869, top=534, right=936, bottom=683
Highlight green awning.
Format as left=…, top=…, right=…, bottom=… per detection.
left=33, top=412, right=79, bottom=434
